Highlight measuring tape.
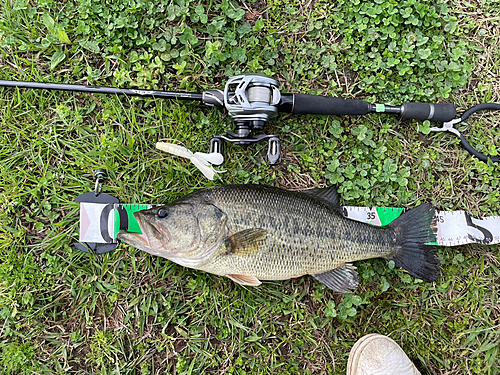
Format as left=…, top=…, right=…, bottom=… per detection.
left=78, top=203, right=500, bottom=247
left=344, top=206, right=499, bottom=246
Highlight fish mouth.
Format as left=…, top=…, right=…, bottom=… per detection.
left=117, top=230, right=150, bottom=248
left=117, top=213, right=170, bottom=252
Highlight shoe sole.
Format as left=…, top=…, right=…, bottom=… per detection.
left=346, top=333, right=384, bottom=375
left=346, top=333, right=421, bottom=375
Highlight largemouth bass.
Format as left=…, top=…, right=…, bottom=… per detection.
left=117, top=185, right=439, bottom=292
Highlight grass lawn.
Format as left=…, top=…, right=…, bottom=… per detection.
left=0, top=0, right=499, bottom=373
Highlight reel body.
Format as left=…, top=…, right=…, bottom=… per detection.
left=204, top=74, right=283, bottom=165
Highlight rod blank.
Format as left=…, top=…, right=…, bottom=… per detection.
left=0, top=80, right=203, bottom=101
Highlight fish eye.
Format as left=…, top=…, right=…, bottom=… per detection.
left=157, top=208, right=169, bottom=218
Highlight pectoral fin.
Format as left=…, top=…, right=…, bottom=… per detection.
left=224, top=228, right=268, bottom=257
left=312, top=263, right=359, bottom=293
left=226, top=274, right=262, bottom=286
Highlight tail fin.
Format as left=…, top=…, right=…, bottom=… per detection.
left=388, top=203, right=440, bottom=282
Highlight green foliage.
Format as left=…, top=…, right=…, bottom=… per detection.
left=0, top=0, right=271, bottom=85
left=324, top=118, right=413, bottom=205
left=325, top=0, right=473, bottom=102
left=0, top=340, right=42, bottom=374
left=0, top=0, right=476, bottom=102
left=324, top=294, right=365, bottom=319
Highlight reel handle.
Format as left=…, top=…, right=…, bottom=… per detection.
left=210, top=135, right=281, bottom=165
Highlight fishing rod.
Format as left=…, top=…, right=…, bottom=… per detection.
left=1, top=73, right=498, bottom=164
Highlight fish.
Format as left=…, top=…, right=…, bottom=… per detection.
left=117, top=185, right=439, bottom=292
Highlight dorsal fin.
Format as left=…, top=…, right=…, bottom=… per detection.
left=302, top=186, right=341, bottom=211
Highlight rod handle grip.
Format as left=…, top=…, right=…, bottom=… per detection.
left=400, top=102, right=456, bottom=122
left=292, top=94, right=371, bottom=116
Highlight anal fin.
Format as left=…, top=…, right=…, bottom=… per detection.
left=226, top=274, right=262, bottom=286
left=312, top=264, right=359, bottom=293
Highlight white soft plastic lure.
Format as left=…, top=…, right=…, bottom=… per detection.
left=156, top=142, right=225, bottom=180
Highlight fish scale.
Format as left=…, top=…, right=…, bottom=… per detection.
left=194, top=185, right=395, bottom=280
